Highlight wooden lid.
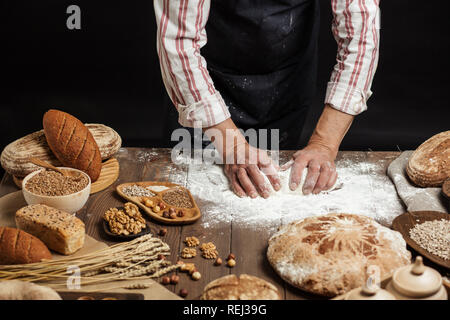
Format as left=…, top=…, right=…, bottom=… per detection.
left=392, top=256, right=443, bottom=298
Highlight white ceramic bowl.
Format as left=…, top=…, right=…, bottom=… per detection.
left=22, top=167, right=91, bottom=214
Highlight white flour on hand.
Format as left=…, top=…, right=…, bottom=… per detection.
left=186, top=157, right=405, bottom=230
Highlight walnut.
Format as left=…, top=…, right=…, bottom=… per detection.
left=200, top=242, right=218, bottom=259
left=103, top=203, right=147, bottom=236
left=181, top=248, right=197, bottom=259
left=200, top=242, right=216, bottom=251
left=184, top=236, right=200, bottom=247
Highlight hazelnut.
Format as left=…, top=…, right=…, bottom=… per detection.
left=227, top=253, right=235, bottom=261
left=169, top=212, right=177, bottom=219
left=191, top=271, right=201, bottom=281
left=179, top=288, right=188, bottom=298
left=169, top=207, right=176, bottom=214
left=214, top=258, right=223, bottom=266
left=162, top=211, right=170, bottom=219
left=158, top=228, right=167, bottom=236
left=189, top=267, right=198, bottom=275
left=159, top=202, right=167, bottom=210
left=158, top=254, right=166, bottom=260
left=177, top=210, right=185, bottom=217
left=161, top=276, right=171, bottom=285
left=153, top=206, right=161, bottom=213
left=170, top=274, right=180, bottom=284
left=227, top=258, right=236, bottom=268
left=143, top=199, right=154, bottom=208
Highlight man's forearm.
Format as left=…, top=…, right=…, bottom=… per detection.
left=204, top=118, right=247, bottom=161
left=307, top=104, right=354, bottom=158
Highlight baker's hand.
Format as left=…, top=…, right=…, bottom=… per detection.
left=283, top=144, right=337, bottom=195
left=224, top=144, right=281, bottom=199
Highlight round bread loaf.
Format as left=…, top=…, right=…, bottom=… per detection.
left=406, top=131, right=450, bottom=187
left=201, top=274, right=281, bottom=300
left=1, top=124, right=121, bottom=178
left=267, top=213, right=411, bottom=297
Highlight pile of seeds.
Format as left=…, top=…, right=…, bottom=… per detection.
left=122, top=185, right=155, bottom=198
left=162, top=188, right=193, bottom=208
left=409, top=219, right=450, bottom=260
left=25, top=169, right=89, bottom=196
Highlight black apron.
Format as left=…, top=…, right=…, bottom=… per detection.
left=201, top=0, right=320, bottom=149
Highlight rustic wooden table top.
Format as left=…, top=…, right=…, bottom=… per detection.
left=0, top=148, right=405, bottom=300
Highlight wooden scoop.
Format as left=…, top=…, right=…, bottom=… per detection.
left=29, top=158, right=70, bottom=177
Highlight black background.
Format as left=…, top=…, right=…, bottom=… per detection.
left=1, top=0, right=449, bottom=163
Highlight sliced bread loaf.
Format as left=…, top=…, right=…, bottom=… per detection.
left=15, top=204, right=85, bottom=255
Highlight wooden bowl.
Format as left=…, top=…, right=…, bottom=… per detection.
left=442, top=179, right=450, bottom=209
left=392, top=211, right=449, bottom=269
left=102, top=207, right=152, bottom=241
left=116, top=182, right=201, bottom=225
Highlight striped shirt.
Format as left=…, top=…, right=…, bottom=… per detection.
left=154, top=0, right=380, bottom=128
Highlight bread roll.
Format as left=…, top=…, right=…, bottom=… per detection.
left=43, top=110, right=102, bottom=182
left=406, top=131, right=450, bottom=187
left=0, top=280, right=61, bottom=300
left=201, top=274, right=281, bottom=300
left=15, top=204, right=85, bottom=255
left=267, top=213, right=411, bottom=297
left=0, top=124, right=121, bottom=178
left=0, top=227, right=52, bottom=265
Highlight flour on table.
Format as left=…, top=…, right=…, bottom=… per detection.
left=185, top=156, right=404, bottom=230
left=264, top=167, right=339, bottom=196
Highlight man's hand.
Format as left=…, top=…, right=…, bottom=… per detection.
left=283, top=144, right=337, bottom=195
left=285, top=104, right=354, bottom=194
left=204, top=118, right=280, bottom=198
left=224, top=144, right=280, bottom=199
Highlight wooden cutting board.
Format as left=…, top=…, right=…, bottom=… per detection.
left=58, top=291, right=144, bottom=300
left=392, top=211, right=450, bottom=269
left=13, top=158, right=120, bottom=195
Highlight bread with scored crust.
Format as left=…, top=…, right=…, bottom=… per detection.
left=0, top=227, right=52, bottom=265
left=0, top=124, right=121, bottom=178
left=267, top=213, right=411, bottom=297
left=43, top=110, right=102, bottom=182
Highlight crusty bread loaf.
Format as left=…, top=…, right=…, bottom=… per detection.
left=201, top=274, right=281, bottom=300
left=0, top=227, right=52, bottom=265
left=267, top=213, right=411, bottom=297
left=15, top=204, right=85, bottom=255
left=406, top=131, right=450, bottom=187
left=0, top=124, right=121, bottom=178
left=43, top=110, right=102, bottom=182
left=0, top=280, right=61, bottom=300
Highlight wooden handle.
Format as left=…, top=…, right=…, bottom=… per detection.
left=29, top=158, right=68, bottom=176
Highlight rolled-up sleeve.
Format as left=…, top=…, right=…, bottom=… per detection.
left=154, top=0, right=230, bottom=128
left=325, top=0, right=381, bottom=115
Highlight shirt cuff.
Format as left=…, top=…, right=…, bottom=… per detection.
left=325, top=82, right=372, bottom=116
left=176, top=92, right=231, bottom=128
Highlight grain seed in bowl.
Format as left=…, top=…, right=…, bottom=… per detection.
left=25, top=169, right=89, bottom=196
left=122, top=184, right=155, bottom=198
left=162, top=188, right=193, bottom=208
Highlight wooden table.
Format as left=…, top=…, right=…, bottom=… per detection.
left=0, top=148, right=404, bottom=300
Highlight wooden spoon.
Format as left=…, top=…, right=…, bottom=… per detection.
left=29, top=158, right=69, bottom=177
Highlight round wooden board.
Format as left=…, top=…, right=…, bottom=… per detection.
left=13, top=158, right=120, bottom=195
left=392, top=211, right=450, bottom=270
